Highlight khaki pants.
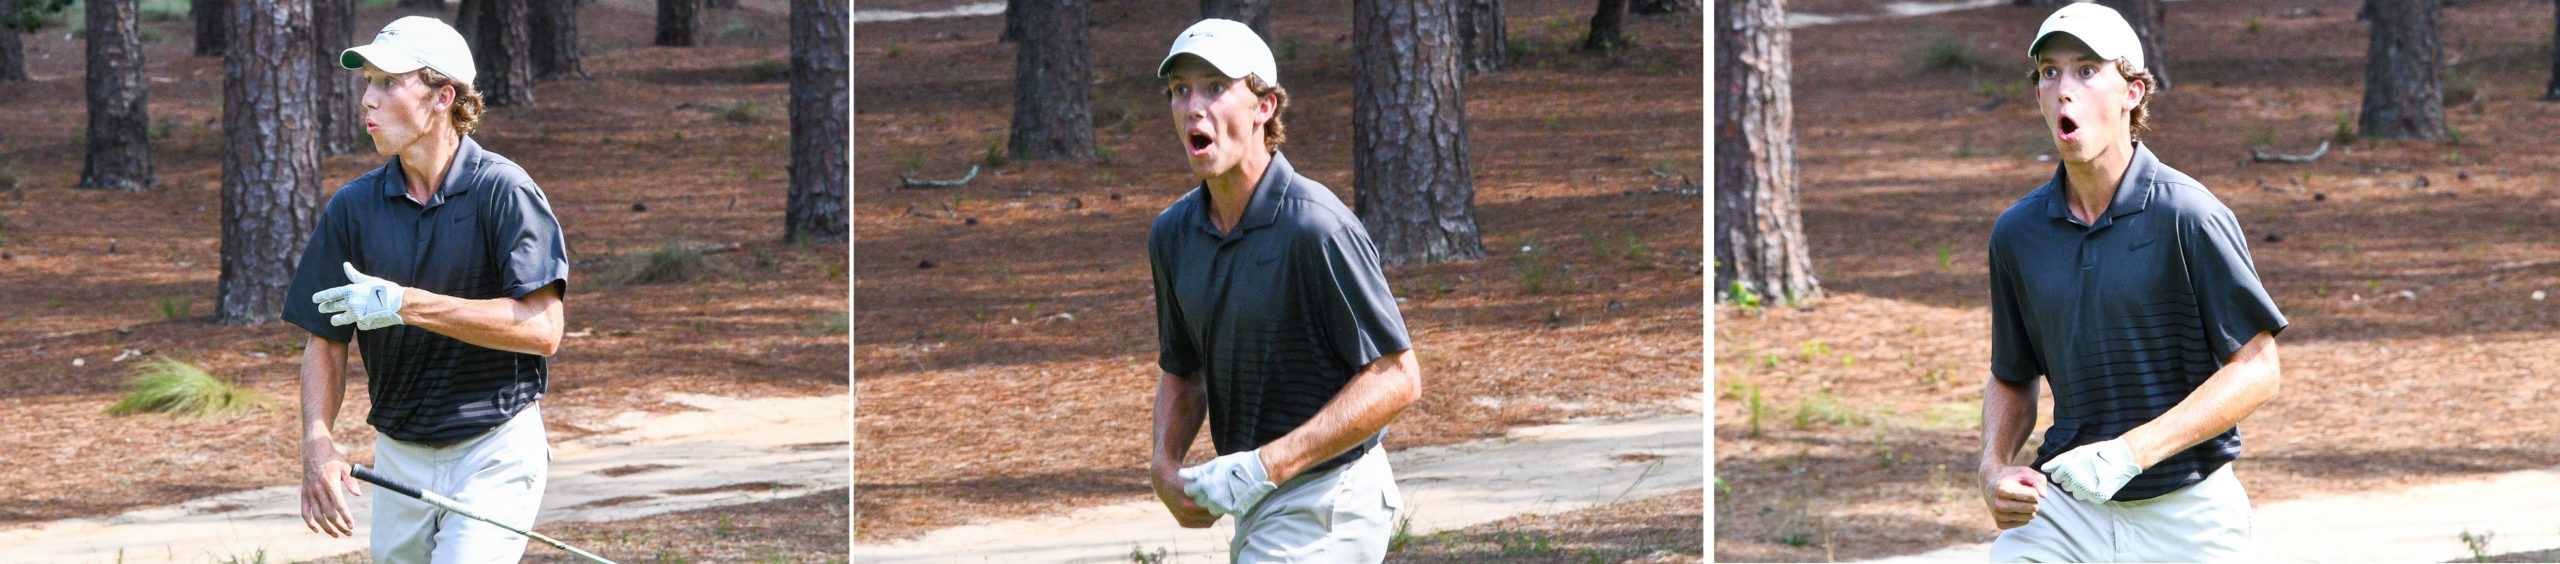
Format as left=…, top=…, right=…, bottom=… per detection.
left=1991, top=463, right=2253, bottom=562
left=371, top=403, right=550, bottom=564
left=1229, top=444, right=1403, bottom=563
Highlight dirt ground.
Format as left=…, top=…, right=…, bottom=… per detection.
left=854, top=0, right=1704, bottom=543
left=1714, top=0, right=2560, bottom=561
left=0, top=0, right=846, bottom=548
left=1389, top=488, right=1704, bottom=563
left=301, top=489, right=851, bottom=564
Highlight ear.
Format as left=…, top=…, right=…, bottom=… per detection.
left=1254, top=90, right=1277, bottom=125
left=2123, top=71, right=2146, bottom=110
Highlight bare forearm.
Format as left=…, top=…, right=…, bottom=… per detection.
left=1980, top=376, right=2038, bottom=473
left=1151, top=371, right=1208, bottom=478
left=299, top=337, right=350, bottom=444
left=402, top=285, right=564, bottom=356
left=1262, top=349, right=1421, bottom=483
left=2121, top=332, right=2281, bottom=467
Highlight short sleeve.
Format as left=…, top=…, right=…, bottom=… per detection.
left=282, top=191, right=359, bottom=343
left=1987, top=236, right=2043, bottom=384
left=488, top=180, right=570, bottom=300
left=1299, top=220, right=1412, bottom=372
left=1150, top=230, right=1201, bottom=378
left=2181, top=207, right=2287, bottom=363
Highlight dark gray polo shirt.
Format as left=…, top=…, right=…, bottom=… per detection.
left=282, top=136, right=570, bottom=444
left=1989, top=143, right=2287, bottom=501
left=1149, top=151, right=1413, bottom=476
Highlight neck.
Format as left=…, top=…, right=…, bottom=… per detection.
left=1206, top=148, right=1272, bottom=231
left=2061, top=139, right=2135, bottom=223
left=397, top=129, right=463, bottom=203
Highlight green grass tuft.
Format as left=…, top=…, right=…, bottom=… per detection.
left=605, top=239, right=714, bottom=287
left=106, top=358, right=266, bottom=418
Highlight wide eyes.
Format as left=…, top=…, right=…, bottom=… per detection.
left=2036, top=65, right=2099, bottom=81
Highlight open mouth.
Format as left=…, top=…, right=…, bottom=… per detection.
left=2057, top=115, right=2081, bottom=137
left=1187, top=132, right=1213, bottom=153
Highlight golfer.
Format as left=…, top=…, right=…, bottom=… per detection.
left=1145, top=18, right=1422, bottom=563
left=284, top=16, right=569, bottom=562
left=1979, top=4, right=2287, bottom=561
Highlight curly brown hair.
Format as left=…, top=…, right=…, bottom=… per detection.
left=1243, top=75, right=1287, bottom=152
left=415, top=68, right=486, bottom=136
left=2027, top=58, right=2155, bottom=139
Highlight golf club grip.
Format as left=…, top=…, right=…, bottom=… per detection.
left=350, top=465, right=424, bottom=500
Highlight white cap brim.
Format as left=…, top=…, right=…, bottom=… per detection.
left=341, top=44, right=427, bottom=74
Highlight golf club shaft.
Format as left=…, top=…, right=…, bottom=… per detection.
left=352, top=465, right=619, bottom=564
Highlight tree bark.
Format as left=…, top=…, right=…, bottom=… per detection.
left=220, top=0, right=319, bottom=325
left=787, top=0, right=847, bottom=242
left=80, top=0, right=154, bottom=191
left=457, top=0, right=481, bottom=45
left=1353, top=0, right=1486, bottom=266
left=656, top=0, right=698, bottom=47
left=1714, top=0, right=1819, bottom=304
left=474, top=0, right=534, bottom=107
left=1458, top=0, right=1505, bottom=74
left=2546, top=0, right=2558, bottom=100
left=1006, top=0, right=1093, bottom=161
left=314, top=0, right=364, bottom=155
left=1, top=0, right=27, bottom=81
left=2095, top=0, right=2170, bottom=91
left=1633, top=0, right=1697, bottom=14
left=1584, top=0, right=1628, bottom=51
left=194, top=0, right=225, bottom=56
left=1198, top=0, right=1272, bottom=41
left=530, top=0, right=588, bottom=79
left=1001, top=0, right=1020, bottom=43
left=2358, top=0, right=2446, bottom=140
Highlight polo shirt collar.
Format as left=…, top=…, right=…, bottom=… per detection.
left=1194, top=150, right=1295, bottom=237
left=381, top=136, right=485, bottom=206
left=2040, top=142, right=2159, bottom=226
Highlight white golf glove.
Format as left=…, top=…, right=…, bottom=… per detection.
left=2041, top=438, right=2143, bottom=503
left=1179, top=450, right=1277, bottom=517
left=315, top=262, right=408, bottom=331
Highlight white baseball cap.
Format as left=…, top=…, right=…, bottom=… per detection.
left=1156, top=19, right=1279, bottom=88
left=340, top=16, right=476, bottom=87
left=2028, top=3, right=2144, bottom=71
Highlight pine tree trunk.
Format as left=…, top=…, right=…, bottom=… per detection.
left=1, top=0, right=27, bottom=81
left=1633, top=0, right=1697, bottom=14
left=1459, top=0, right=1506, bottom=74
left=2359, top=0, right=2446, bottom=140
left=314, top=0, right=364, bottom=155
left=1001, top=0, right=1021, bottom=43
left=474, top=0, right=534, bottom=107
left=1584, top=0, right=1627, bottom=51
left=1352, top=0, right=1486, bottom=267
left=530, top=0, right=588, bottom=80
left=657, top=0, right=698, bottom=47
left=195, top=0, right=227, bottom=57
left=1198, top=0, right=1272, bottom=41
left=787, top=0, right=847, bottom=242
left=457, top=0, right=482, bottom=46
left=2545, top=0, right=2558, bottom=100
left=1006, top=0, right=1093, bottom=161
left=1714, top=0, right=1819, bottom=304
left=2095, top=0, right=2169, bottom=90
left=220, top=0, right=319, bottom=325
left=81, top=0, right=154, bottom=191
